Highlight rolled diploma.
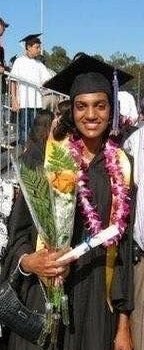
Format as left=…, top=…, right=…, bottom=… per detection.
left=58, top=225, right=119, bottom=261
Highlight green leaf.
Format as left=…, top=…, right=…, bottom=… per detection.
left=20, top=164, right=57, bottom=246
left=47, top=143, right=77, bottom=172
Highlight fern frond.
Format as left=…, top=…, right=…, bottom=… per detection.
left=20, top=164, right=57, bottom=246
left=47, top=143, right=77, bottom=172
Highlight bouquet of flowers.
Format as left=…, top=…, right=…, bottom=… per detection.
left=11, top=138, right=79, bottom=344
left=11, top=136, right=121, bottom=345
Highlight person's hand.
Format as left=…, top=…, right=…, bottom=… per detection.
left=114, top=328, right=133, bottom=350
left=114, top=314, right=133, bottom=350
left=11, top=98, right=20, bottom=112
left=20, top=247, right=75, bottom=278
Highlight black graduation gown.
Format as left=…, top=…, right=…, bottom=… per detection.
left=2, top=140, right=134, bottom=350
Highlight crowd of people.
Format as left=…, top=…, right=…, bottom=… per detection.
left=0, top=15, right=144, bottom=350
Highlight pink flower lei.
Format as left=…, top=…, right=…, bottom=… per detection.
left=69, top=135, right=131, bottom=246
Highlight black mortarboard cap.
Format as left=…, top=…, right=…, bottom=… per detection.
left=43, top=53, right=133, bottom=97
left=19, top=33, right=41, bottom=43
left=0, top=17, right=9, bottom=28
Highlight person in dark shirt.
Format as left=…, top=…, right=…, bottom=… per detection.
left=0, top=17, right=9, bottom=95
left=0, top=17, right=9, bottom=72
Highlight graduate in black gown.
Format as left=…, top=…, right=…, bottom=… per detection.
left=2, top=54, right=135, bottom=350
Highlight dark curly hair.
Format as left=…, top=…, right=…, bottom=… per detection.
left=23, top=109, right=55, bottom=167
left=53, top=108, right=76, bottom=140
left=27, top=109, right=55, bottom=146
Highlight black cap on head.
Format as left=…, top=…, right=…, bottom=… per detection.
left=19, top=33, right=41, bottom=43
left=43, top=53, right=133, bottom=99
left=0, top=17, right=9, bottom=28
left=70, top=72, right=112, bottom=101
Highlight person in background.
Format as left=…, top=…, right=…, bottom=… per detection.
left=116, top=91, right=138, bottom=146
left=0, top=17, right=9, bottom=74
left=10, top=33, right=53, bottom=145
left=3, top=53, right=135, bottom=350
left=118, top=90, right=138, bottom=127
left=123, top=123, right=144, bottom=350
left=0, top=17, right=9, bottom=99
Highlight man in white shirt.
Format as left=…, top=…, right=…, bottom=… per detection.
left=123, top=126, right=144, bottom=350
left=11, top=33, right=52, bottom=144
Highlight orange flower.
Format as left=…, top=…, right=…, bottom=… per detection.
left=48, top=170, right=76, bottom=193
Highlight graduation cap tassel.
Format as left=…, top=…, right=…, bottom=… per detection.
left=111, top=70, right=120, bottom=135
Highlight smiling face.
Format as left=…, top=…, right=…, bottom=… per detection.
left=73, top=92, right=111, bottom=141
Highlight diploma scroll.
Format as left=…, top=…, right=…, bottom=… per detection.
left=58, top=225, right=119, bottom=261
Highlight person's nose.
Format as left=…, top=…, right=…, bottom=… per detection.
left=87, top=106, right=96, bottom=119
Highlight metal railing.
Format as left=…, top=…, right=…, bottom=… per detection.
left=0, top=71, right=68, bottom=180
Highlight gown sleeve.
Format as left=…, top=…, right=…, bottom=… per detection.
left=4, top=192, right=37, bottom=277
left=111, top=158, right=136, bottom=314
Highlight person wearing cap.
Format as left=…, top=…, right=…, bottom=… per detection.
left=3, top=53, right=134, bottom=350
left=10, top=33, right=53, bottom=145
left=123, top=121, right=144, bottom=350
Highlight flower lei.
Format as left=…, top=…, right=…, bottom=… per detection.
left=69, top=136, right=131, bottom=246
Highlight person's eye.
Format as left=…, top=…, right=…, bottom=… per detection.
left=97, top=104, right=106, bottom=110
left=76, top=103, right=85, bottom=111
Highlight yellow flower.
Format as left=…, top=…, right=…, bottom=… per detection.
left=48, top=170, right=76, bottom=193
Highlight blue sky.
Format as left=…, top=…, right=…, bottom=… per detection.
left=1, top=0, right=144, bottom=64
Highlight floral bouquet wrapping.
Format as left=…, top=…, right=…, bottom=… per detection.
left=11, top=138, right=79, bottom=344
left=44, top=138, right=78, bottom=249
left=42, top=138, right=79, bottom=338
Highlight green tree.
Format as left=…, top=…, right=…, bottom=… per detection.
left=107, top=52, right=143, bottom=101
left=44, top=46, right=71, bottom=73
left=108, top=51, right=137, bottom=69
